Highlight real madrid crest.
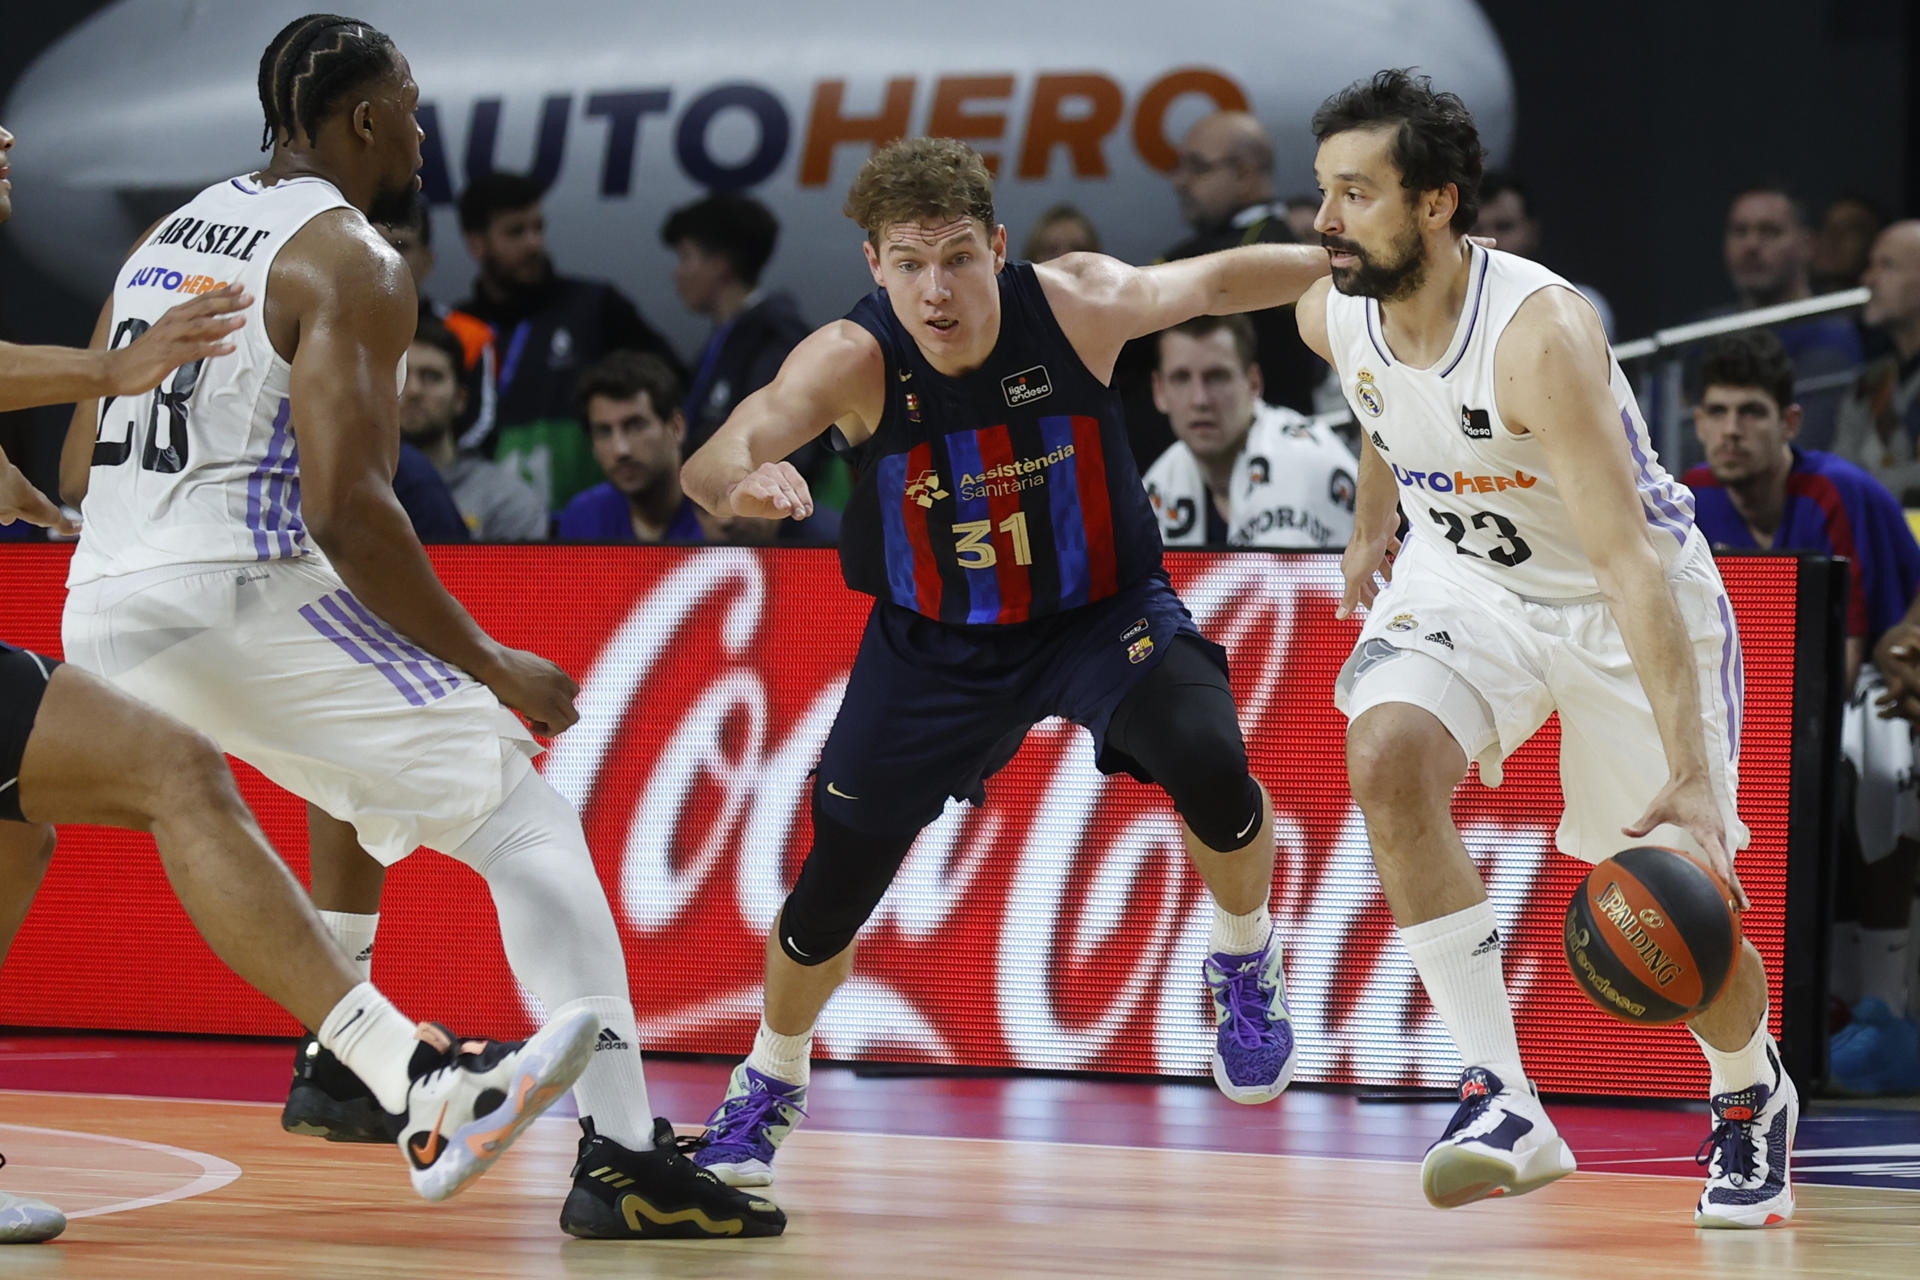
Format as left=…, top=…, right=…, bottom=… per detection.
left=1355, top=368, right=1384, bottom=418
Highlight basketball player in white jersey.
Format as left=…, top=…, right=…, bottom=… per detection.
left=53, top=15, right=780, bottom=1239
left=1297, top=71, right=1794, bottom=1227
left=0, top=122, right=598, bottom=1232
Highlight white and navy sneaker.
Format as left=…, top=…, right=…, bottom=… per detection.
left=1202, top=939, right=1297, bottom=1104
left=1694, top=1036, right=1797, bottom=1228
left=1420, top=1067, right=1577, bottom=1208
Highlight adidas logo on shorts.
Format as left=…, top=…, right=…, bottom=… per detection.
left=1423, top=630, right=1455, bottom=650
left=594, top=1027, right=631, bottom=1052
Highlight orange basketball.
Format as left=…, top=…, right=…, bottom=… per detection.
left=1563, top=846, right=1742, bottom=1024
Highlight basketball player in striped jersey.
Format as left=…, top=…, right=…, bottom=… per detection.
left=679, top=136, right=1333, bottom=1186
left=53, top=15, right=778, bottom=1239
left=1298, top=70, right=1793, bottom=1226
left=0, top=123, right=597, bottom=1234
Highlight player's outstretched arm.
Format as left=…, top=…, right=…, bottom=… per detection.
left=1497, top=287, right=1744, bottom=904
left=682, top=319, right=884, bottom=521
left=1037, top=247, right=1330, bottom=382
left=3, top=286, right=248, bottom=418
left=280, top=215, right=576, bottom=735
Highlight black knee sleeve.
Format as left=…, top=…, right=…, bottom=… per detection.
left=777, top=788, right=919, bottom=965
left=1108, top=637, right=1264, bottom=853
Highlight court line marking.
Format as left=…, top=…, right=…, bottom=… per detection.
left=0, top=1121, right=241, bottom=1219
left=6, top=1089, right=1915, bottom=1194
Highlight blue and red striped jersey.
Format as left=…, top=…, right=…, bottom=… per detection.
left=836, top=263, right=1163, bottom=624
left=1685, top=446, right=1920, bottom=643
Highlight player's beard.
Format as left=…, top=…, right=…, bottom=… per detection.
left=368, top=180, right=419, bottom=229
left=1324, top=223, right=1427, bottom=302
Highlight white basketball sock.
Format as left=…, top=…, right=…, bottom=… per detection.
left=317, top=910, right=379, bottom=983
left=1690, top=1017, right=1772, bottom=1097
left=746, top=1024, right=812, bottom=1086
left=1209, top=903, right=1274, bottom=956
left=445, top=768, right=654, bottom=1151
left=1399, top=900, right=1524, bottom=1084
left=316, top=981, right=416, bottom=1114
left=555, top=996, right=654, bottom=1150
left=1858, top=928, right=1911, bottom=1012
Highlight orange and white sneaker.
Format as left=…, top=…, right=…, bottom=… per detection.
left=398, top=1006, right=599, bottom=1202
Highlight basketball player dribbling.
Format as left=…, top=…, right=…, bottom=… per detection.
left=0, top=122, right=598, bottom=1239
left=1299, top=70, right=1793, bottom=1226
left=677, top=136, right=1336, bottom=1185
left=52, top=15, right=778, bottom=1239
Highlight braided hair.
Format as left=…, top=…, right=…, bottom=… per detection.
left=257, top=14, right=398, bottom=152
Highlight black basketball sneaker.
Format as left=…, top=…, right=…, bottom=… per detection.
left=281, top=1034, right=393, bottom=1143
left=560, top=1117, right=787, bottom=1239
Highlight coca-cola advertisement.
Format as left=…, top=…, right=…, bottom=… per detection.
left=0, top=546, right=1814, bottom=1098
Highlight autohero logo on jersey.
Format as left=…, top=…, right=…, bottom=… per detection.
left=1390, top=463, right=1537, bottom=494
left=127, top=266, right=232, bottom=295
left=1001, top=365, right=1053, bottom=407
left=959, top=442, right=1077, bottom=500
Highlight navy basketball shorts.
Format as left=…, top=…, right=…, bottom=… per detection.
left=813, top=573, right=1226, bottom=835
left=0, top=641, right=62, bottom=823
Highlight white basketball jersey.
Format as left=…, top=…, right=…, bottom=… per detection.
left=67, top=174, right=357, bottom=586
left=1325, top=245, right=1696, bottom=600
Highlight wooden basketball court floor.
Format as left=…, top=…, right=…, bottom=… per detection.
left=2, top=1036, right=1917, bottom=1278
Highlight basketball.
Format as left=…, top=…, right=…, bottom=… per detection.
left=1563, top=846, right=1741, bottom=1024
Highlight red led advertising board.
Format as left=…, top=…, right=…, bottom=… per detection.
left=0, top=546, right=1823, bottom=1097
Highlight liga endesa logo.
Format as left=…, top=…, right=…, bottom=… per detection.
left=535, top=549, right=1558, bottom=1087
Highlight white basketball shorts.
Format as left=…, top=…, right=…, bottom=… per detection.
left=62, top=557, right=538, bottom=864
left=1334, top=529, right=1748, bottom=865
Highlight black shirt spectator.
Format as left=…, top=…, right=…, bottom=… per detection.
left=1116, top=111, right=1321, bottom=470
left=661, top=192, right=842, bottom=524
left=456, top=171, right=685, bottom=514
left=393, top=442, right=470, bottom=543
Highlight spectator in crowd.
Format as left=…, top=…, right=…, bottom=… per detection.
left=1142, top=314, right=1356, bottom=548
left=402, top=318, right=550, bottom=541
left=1161, top=112, right=1319, bottom=414
left=1117, top=112, right=1322, bottom=470
left=379, top=194, right=497, bottom=450
left=391, top=440, right=470, bottom=544
left=1473, top=173, right=1614, bottom=337
left=1282, top=194, right=1319, bottom=245
left=1812, top=194, right=1886, bottom=296
left=1021, top=203, right=1101, bottom=261
left=556, top=352, right=704, bottom=544
left=1710, top=184, right=1862, bottom=448
left=1833, top=221, right=1920, bottom=501
left=457, top=171, right=685, bottom=514
left=1682, top=329, right=1920, bottom=1094
left=658, top=192, right=846, bottom=529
